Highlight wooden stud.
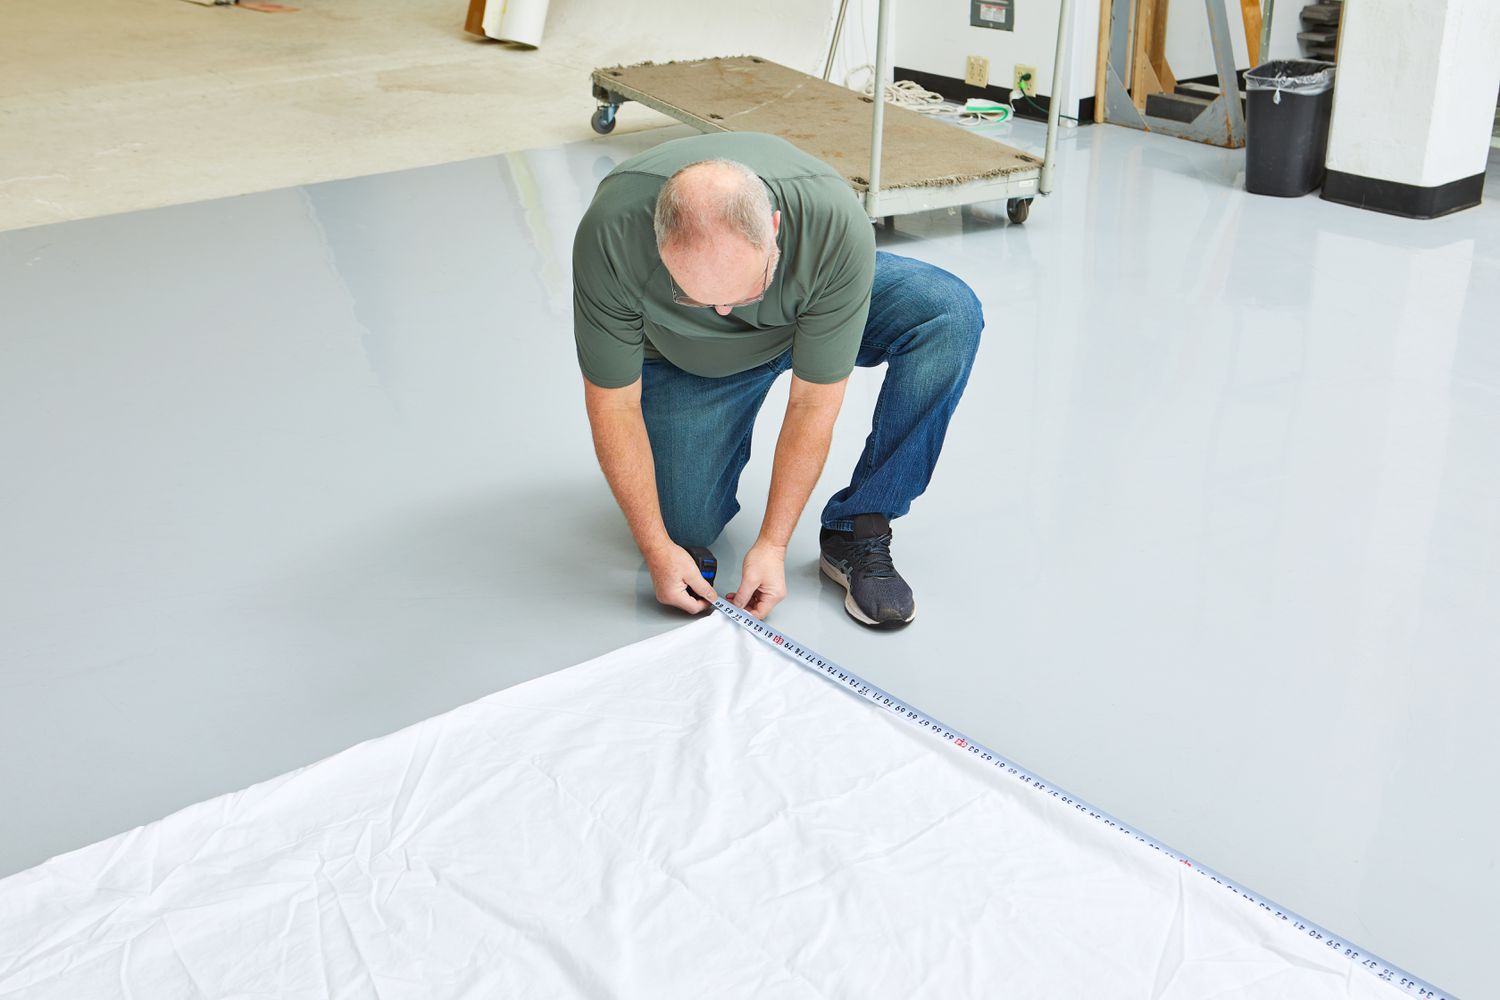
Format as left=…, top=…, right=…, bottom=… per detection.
left=1149, top=0, right=1176, bottom=92
left=464, top=0, right=488, bottom=38
left=1240, top=0, right=1263, bottom=66
left=1130, top=0, right=1162, bottom=110
left=1095, top=0, right=1112, bottom=123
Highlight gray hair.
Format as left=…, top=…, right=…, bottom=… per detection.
left=653, top=159, right=774, bottom=254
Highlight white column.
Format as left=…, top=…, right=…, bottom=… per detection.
left=1323, top=0, right=1500, bottom=216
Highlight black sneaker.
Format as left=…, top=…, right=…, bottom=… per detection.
left=819, top=514, right=915, bottom=628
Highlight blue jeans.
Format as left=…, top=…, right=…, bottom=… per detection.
left=640, top=252, right=982, bottom=547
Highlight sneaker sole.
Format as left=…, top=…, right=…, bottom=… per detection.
left=819, top=555, right=916, bottom=629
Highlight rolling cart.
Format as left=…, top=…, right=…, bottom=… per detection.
left=587, top=0, right=1072, bottom=224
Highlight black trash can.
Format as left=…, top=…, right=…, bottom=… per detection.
left=1245, top=60, right=1336, bottom=197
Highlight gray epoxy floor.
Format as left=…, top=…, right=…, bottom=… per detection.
left=2, top=122, right=1496, bottom=999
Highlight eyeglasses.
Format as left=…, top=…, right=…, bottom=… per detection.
left=669, top=247, right=780, bottom=309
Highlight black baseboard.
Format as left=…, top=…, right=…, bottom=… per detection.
left=1178, top=69, right=1250, bottom=91
left=1321, top=169, right=1485, bottom=219
left=892, top=66, right=1092, bottom=124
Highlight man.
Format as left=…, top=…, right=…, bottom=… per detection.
left=573, top=132, right=981, bottom=628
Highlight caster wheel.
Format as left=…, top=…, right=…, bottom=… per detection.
left=1007, top=198, right=1031, bottom=224
left=590, top=105, right=618, bottom=135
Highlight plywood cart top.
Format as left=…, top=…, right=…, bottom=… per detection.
left=597, top=56, right=1039, bottom=187
left=591, top=56, right=1051, bottom=221
left=588, top=0, right=1071, bottom=222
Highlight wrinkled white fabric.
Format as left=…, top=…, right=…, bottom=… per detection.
left=0, top=615, right=1405, bottom=999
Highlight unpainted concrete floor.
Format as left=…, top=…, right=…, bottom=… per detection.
left=0, top=0, right=874, bottom=231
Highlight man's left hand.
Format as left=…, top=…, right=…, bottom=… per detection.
left=729, top=540, right=787, bottom=619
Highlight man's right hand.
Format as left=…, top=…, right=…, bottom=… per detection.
left=645, top=542, right=718, bottom=614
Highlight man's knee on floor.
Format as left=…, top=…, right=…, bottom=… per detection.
left=661, top=503, right=732, bottom=551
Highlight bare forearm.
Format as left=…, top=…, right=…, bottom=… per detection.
left=587, top=403, right=673, bottom=558
left=759, top=404, right=839, bottom=548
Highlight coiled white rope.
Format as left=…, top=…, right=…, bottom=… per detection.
left=843, top=64, right=1012, bottom=124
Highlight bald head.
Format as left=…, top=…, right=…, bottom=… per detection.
left=654, top=159, right=774, bottom=254
left=655, top=159, right=781, bottom=313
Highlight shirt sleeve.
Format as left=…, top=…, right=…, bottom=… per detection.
left=572, top=207, right=645, bottom=389
left=790, top=197, right=876, bottom=385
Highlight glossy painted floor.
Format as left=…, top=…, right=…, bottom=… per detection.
left=2, top=122, right=1496, bottom=1000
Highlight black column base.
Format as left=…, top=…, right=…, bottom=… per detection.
left=1321, top=169, right=1485, bottom=219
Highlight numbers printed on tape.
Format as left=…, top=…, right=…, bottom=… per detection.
left=710, top=599, right=1454, bottom=1000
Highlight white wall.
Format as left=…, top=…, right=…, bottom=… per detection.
left=1164, top=0, right=1304, bottom=82
left=892, top=0, right=1099, bottom=119
left=1325, top=0, right=1500, bottom=186
left=822, top=0, right=886, bottom=89
left=546, top=0, right=871, bottom=79
left=891, top=0, right=1315, bottom=119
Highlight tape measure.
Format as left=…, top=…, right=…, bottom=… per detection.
left=710, top=598, right=1455, bottom=1000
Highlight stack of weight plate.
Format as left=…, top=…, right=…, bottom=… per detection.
left=1298, top=0, right=1341, bottom=62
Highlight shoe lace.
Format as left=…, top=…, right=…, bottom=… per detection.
left=848, top=532, right=897, bottom=578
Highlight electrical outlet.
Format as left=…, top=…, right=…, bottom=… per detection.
left=965, top=56, right=990, bottom=88
left=1013, top=64, right=1037, bottom=97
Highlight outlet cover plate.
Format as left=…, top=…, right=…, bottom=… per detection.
left=1014, top=64, right=1038, bottom=96
left=965, top=56, right=990, bottom=87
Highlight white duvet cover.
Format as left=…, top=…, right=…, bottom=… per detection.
left=0, top=613, right=1414, bottom=998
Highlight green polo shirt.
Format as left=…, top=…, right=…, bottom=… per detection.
left=572, top=132, right=875, bottom=388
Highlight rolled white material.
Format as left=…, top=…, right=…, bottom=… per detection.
left=482, top=0, right=549, bottom=48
